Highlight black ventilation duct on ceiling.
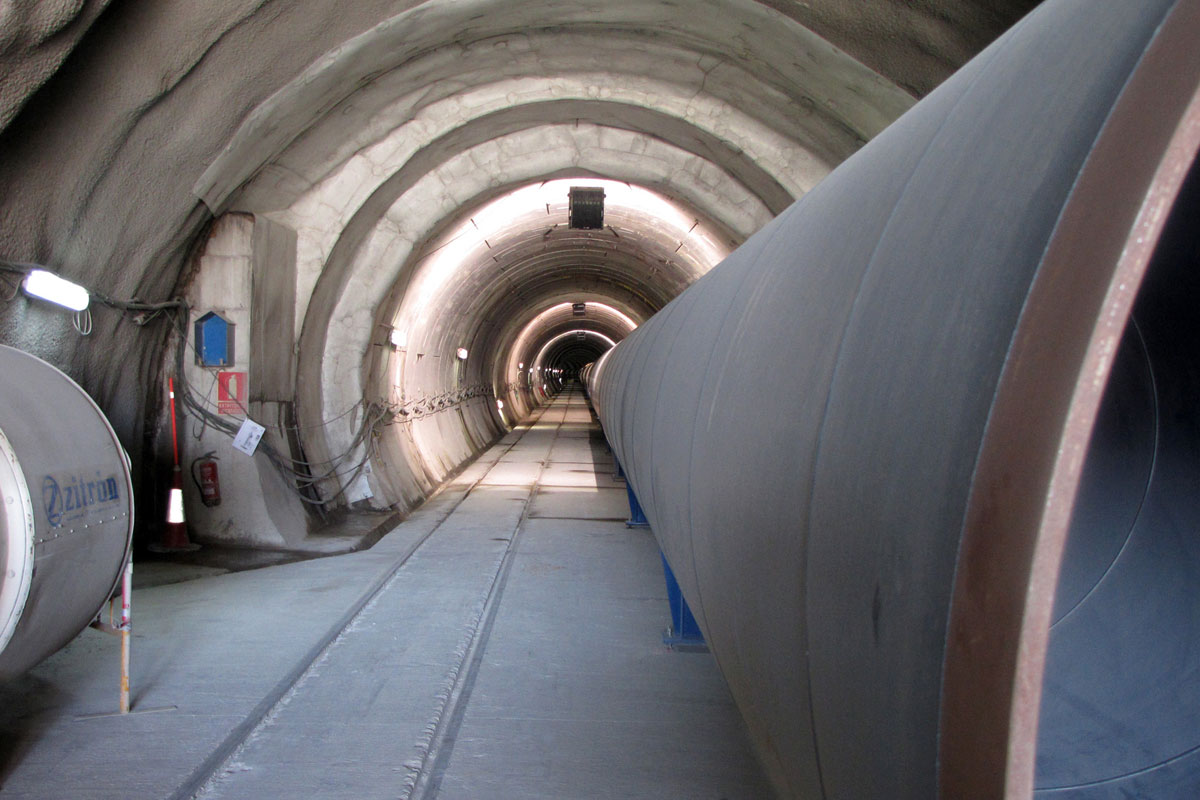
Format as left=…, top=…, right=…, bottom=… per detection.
left=569, top=187, right=605, bottom=229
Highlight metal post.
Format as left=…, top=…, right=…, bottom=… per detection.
left=78, top=559, right=175, bottom=720
left=119, top=559, right=132, bottom=713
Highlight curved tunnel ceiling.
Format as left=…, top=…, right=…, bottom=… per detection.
left=195, top=0, right=919, bottom=213
left=194, top=1, right=923, bottom=494
left=320, top=173, right=733, bottom=486
left=0, top=0, right=1042, bottom=528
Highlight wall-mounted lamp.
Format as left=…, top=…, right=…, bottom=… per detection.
left=518, top=362, right=524, bottom=369
left=456, top=347, right=469, bottom=360
left=22, top=269, right=89, bottom=311
left=390, top=328, right=407, bottom=348
left=496, top=399, right=504, bottom=410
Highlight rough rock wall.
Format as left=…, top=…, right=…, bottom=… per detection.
left=763, top=0, right=1043, bottom=96
left=0, top=0, right=113, bottom=129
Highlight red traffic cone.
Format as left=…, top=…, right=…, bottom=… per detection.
left=163, top=466, right=193, bottom=548
left=150, top=466, right=198, bottom=552
left=150, top=377, right=199, bottom=552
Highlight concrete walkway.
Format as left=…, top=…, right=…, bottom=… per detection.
left=0, top=391, right=771, bottom=799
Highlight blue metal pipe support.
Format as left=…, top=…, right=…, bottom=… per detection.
left=587, top=1, right=1200, bottom=797
left=623, top=480, right=649, bottom=528
left=660, top=552, right=705, bottom=649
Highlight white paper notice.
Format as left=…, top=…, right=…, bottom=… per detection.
left=232, top=418, right=266, bottom=456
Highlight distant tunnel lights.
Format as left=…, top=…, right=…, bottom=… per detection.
left=390, top=328, right=407, bottom=348
left=456, top=348, right=469, bottom=360
left=22, top=269, right=89, bottom=311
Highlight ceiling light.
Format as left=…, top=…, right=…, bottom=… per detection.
left=456, top=348, right=469, bottom=360
left=22, top=269, right=89, bottom=311
left=390, top=328, right=407, bottom=348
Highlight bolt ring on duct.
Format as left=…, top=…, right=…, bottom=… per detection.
left=588, top=0, right=1200, bottom=797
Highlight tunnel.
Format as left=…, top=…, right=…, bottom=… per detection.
left=1, top=0, right=1198, bottom=798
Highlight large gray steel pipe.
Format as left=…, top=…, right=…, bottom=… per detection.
left=0, top=345, right=134, bottom=679
left=588, top=0, right=1200, bottom=797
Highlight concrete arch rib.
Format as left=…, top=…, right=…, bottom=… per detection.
left=285, top=103, right=770, bottom=354
left=278, top=100, right=779, bottom=310
left=258, top=97, right=798, bottom=220
left=194, top=0, right=913, bottom=212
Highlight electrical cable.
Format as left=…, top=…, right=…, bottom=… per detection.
left=1, top=257, right=499, bottom=507
left=72, top=307, right=92, bottom=336
left=164, top=307, right=394, bottom=505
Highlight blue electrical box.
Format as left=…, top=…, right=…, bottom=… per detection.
left=194, top=311, right=234, bottom=367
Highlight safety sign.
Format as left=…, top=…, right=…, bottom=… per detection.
left=217, top=371, right=247, bottom=415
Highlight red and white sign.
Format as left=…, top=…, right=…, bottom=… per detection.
left=217, top=371, right=247, bottom=415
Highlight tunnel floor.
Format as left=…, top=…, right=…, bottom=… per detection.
left=0, top=390, right=769, bottom=799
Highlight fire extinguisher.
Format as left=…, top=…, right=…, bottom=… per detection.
left=191, top=452, right=222, bottom=507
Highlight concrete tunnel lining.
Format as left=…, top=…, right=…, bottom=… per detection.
left=206, top=5, right=916, bottom=509
left=488, top=296, right=645, bottom=420
left=228, top=78, right=820, bottom=219
left=283, top=117, right=774, bottom=355
left=0, top=0, right=1017, bottom=512
left=0, top=0, right=907, bottom=455
left=291, top=131, right=767, bottom=489
left=342, top=178, right=725, bottom=508
left=0, top=0, right=925, bottom=549
left=195, top=0, right=914, bottom=213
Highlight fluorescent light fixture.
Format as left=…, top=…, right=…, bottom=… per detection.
left=390, top=328, right=407, bottom=348
left=456, top=347, right=469, bottom=360
left=22, top=269, right=89, bottom=311
left=496, top=399, right=504, bottom=410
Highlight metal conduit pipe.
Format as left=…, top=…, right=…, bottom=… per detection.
left=587, top=0, right=1200, bottom=797
left=0, top=346, right=134, bottom=679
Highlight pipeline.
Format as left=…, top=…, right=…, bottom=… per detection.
left=588, top=0, right=1200, bottom=797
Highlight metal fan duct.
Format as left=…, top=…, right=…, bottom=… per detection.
left=588, top=0, right=1200, bottom=796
